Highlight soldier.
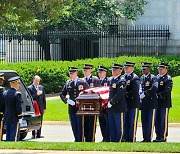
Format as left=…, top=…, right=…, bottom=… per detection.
left=153, top=62, right=173, bottom=142
left=97, top=65, right=110, bottom=142
left=140, top=62, right=158, bottom=142
left=83, top=64, right=100, bottom=142
left=2, top=76, right=22, bottom=141
left=123, top=61, right=140, bottom=142
left=0, top=73, right=5, bottom=141
left=60, top=67, right=89, bottom=142
left=107, top=64, right=127, bottom=142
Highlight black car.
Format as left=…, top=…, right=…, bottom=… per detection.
left=0, top=70, right=41, bottom=140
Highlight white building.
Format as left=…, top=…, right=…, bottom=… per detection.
left=127, top=0, right=180, bottom=54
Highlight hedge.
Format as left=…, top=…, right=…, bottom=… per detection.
left=0, top=56, right=180, bottom=94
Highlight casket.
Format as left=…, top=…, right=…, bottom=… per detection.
left=76, top=87, right=109, bottom=115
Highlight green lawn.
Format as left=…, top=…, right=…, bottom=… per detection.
left=0, top=142, right=179, bottom=152
left=44, top=76, right=180, bottom=122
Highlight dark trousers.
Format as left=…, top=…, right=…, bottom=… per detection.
left=155, top=108, right=169, bottom=140
left=108, top=112, right=124, bottom=142
left=99, top=114, right=110, bottom=142
left=84, top=115, right=96, bottom=142
left=69, top=113, right=82, bottom=142
left=32, top=115, right=43, bottom=137
left=5, top=122, right=20, bottom=141
left=141, top=109, right=155, bottom=141
left=124, top=108, right=138, bottom=142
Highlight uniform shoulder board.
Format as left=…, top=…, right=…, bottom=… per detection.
left=133, top=73, right=139, bottom=79
left=109, top=76, right=113, bottom=80
left=167, top=75, right=172, bottom=80
left=16, top=91, right=21, bottom=95
left=92, top=76, right=98, bottom=79
left=78, top=78, right=85, bottom=82
left=120, top=76, right=126, bottom=82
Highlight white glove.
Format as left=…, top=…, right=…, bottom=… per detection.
left=67, top=99, right=75, bottom=106
left=19, top=118, right=23, bottom=123
left=107, top=101, right=112, bottom=108
left=140, top=92, right=145, bottom=100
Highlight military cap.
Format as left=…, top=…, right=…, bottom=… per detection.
left=83, top=64, right=93, bottom=70
left=157, top=62, right=169, bottom=69
left=0, top=73, right=4, bottom=80
left=8, top=76, right=20, bottom=83
left=124, top=61, right=135, bottom=68
left=141, top=62, right=152, bottom=70
left=98, top=65, right=108, bottom=72
left=68, top=66, right=78, bottom=74
left=112, top=63, right=123, bottom=70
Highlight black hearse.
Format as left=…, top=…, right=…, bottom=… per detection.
left=0, top=70, right=41, bottom=140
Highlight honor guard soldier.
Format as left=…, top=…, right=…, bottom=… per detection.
left=83, top=64, right=100, bottom=142
left=60, top=67, right=89, bottom=142
left=2, top=76, right=22, bottom=141
left=107, top=64, right=127, bottom=142
left=97, top=65, right=110, bottom=142
left=153, top=62, right=173, bottom=142
left=0, top=73, right=5, bottom=141
left=140, top=62, right=158, bottom=142
left=123, top=62, right=140, bottom=142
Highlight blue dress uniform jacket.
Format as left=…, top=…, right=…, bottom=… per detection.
left=140, top=73, right=158, bottom=109
left=85, top=75, right=101, bottom=88
left=107, top=75, right=127, bottom=113
left=60, top=78, right=89, bottom=142
left=100, top=77, right=110, bottom=87
left=156, top=73, right=173, bottom=108
left=2, top=88, right=22, bottom=123
left=125, top=72, right=140, bottom=109
left=60, top=78, right=89, bottom=114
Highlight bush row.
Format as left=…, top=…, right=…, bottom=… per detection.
left=0, top=56, right=180, bottom=94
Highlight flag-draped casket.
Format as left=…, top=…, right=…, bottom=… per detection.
left=76, top=86, right=109, bottom=115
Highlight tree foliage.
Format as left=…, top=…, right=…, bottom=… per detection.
left=0, top=0, right=147, bottom=32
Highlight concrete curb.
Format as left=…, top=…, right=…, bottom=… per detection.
left=43, top=121, right=180, bottom=127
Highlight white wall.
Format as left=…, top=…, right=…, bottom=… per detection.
left=127, top=0, right=180, bottom=54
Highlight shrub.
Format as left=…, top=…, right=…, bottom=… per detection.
left=0, top=56, right=179, bottom=94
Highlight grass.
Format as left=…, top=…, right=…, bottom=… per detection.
left=0, top=142, right=179, bottom=152
left=44, top=76, right=180, bottom=122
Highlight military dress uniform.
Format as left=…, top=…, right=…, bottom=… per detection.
left=123, top=62, right=140, bottom=142
left=98, top=66, right=110, bottom=142
left=107, top=64, right=127, bottom=142
left=140, top=62, right=158, bottom=142
left=0, top=73, right=5, bottom=141
left=154, top=63, right=173, bottom=142
left=60, top=67, right=89, bottom=142
left=2, top=76, right=22, bottom=141
left=83, top=64, right=100, bottom=142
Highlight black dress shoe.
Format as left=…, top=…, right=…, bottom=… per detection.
left=36, top=136, right=44, bottom=138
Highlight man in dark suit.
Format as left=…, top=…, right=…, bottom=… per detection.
left=60, top=67, right=89, bottom=142
left=1, top=76, right=22, bottom=141
left=107, top=64, right=127, bottom=142
left=28, top=75, right=46, bottom=138
left=153, top=62, right=173, bottom=142
left=0, top=73, right=5, bottom=141
left=83, top=64, right=100, bottom=142
left=140, top=62, right=158, bottom=142
left=123, top=61, right=140, bottom=142
left=97, top=65, right=110, bottom=142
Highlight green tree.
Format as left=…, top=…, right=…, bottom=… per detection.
left=0, top=0, right=147, bottom=59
